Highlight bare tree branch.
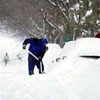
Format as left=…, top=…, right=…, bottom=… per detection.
left=47, top=0, right=57, bottom=7
left=56, top=0, right=70, bottom=22
left=41, top=8, right=63, bottom=33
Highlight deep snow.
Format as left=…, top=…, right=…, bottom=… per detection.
left=0, top=36, right=100, bottom=100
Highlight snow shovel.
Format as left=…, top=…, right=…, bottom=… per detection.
left=28, top=51, right=43, bottom=73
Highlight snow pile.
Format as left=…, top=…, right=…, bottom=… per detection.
left=0, top=37, right=100, bottom=100
left=0, top=37, right=20, bottom=60
left=0, top=36, right=27, bottom=67
left=45, top=43, right=62, bottom=61
left=59, top=41, right=76, bottom=57
left=42, top=43, right=62, bottom=72
left=51, top=38, right=100, bottom=100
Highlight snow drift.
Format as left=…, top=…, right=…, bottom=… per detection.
left=0, top=37, right=100, bottom=100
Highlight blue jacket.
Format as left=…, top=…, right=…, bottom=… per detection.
left=23, top=38, right=48, bottom=58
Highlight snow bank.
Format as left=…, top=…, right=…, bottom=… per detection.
left=51, top=38, right=100, bottom=100
left=0, top=37, right=100, bottom=100
left=0, top=37, right=19, bottom=60
left=43, top=43, right=62, bottom=72
left=0, top=36, right=26, bottom=67
left=60, top=41, right=76, bottom=57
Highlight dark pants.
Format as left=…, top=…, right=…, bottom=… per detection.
left=28, top=54, right=44, bottom=75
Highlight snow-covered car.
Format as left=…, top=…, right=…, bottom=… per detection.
left=75, top=38, right=100, bottom=59
left=57, top=38, right=100, bottom=61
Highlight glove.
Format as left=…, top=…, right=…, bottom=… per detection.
left=38, top=57, right=42, bottom=61
left=45, top=47, right=48, bottom=52
left=23, top=45, right=26, bottom=49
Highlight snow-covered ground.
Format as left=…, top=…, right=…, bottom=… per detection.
left=0, top=36, right=100, bottom=100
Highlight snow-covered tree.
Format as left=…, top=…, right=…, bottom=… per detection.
left=45, top=0, right=100, bottom=45
left=0, top=0, right=99, bottom=47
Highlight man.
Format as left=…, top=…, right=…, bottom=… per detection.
left=23, top=37, right=48, bottom=75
